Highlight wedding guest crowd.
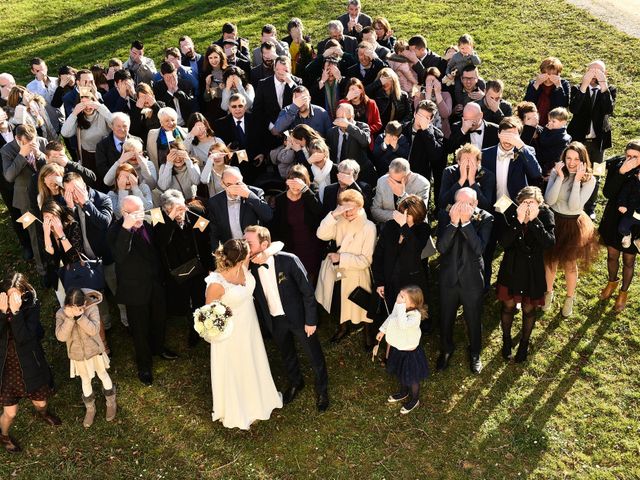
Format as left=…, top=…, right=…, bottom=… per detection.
left=0, top=0, right=634, bottom=447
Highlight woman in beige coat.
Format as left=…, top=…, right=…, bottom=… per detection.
left=55, top=289, right=116, bottom=428
left=316, top=189, right=377, bottom=347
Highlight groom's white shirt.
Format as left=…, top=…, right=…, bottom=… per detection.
left=257, top=255, right=285, bottom=317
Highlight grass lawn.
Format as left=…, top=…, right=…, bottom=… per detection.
left=1, top=0, right=640, bottom=478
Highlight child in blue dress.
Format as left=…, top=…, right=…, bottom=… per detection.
left=376, top=286, right=429, bottom=414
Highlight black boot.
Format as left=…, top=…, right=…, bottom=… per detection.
left=500, top=305, right=516, bottom=361
left=515, top=308, right=537, bottom=363
left=330, top=322, right=349, bottom=344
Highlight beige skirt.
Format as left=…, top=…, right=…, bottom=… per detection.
left=70, top=353, right=111, bottom=379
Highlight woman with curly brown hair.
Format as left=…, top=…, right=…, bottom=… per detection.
left=543, top=142, right=599, bottom=317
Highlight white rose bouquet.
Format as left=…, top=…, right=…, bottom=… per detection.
left=193, top=301, right=233, bottom=343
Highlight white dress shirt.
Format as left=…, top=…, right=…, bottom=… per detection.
left=274, top=78, right=286, bottom=109
left=1, top=130, right=14, bottom=144
left=257, top=255, right=286, bottom=317
left=586, top=87, right=599, bottom=139
left=470, top=122, right=485, bottom=150
left=495, top=145, right=513, bottom=200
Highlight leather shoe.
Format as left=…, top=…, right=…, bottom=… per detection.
left=283, top=382, right=304, bottom=404
left=159, top=348, right=179, bottom=360
left=470, top=355, right=483, bottom=374
left=435, top=352, right=452, bottom=371
left=138, top=371, right=153, bottom=386
left=316, top=393, right=329, bottom=412
left=330, top=324, right=349, bottom=344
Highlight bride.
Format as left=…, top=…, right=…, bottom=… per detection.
left=204, top=238, right=282, bottom=430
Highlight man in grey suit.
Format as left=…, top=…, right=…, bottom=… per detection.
left=1, top=124, right=48, bottom=275
left=371, top=158, right=430, bottom=224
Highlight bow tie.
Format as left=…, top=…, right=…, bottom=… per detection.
left=498, top=151, right=514, bottom=161
left=258, top=263, right=269, bottom=269
left=469, top=129, right=482, bottom=135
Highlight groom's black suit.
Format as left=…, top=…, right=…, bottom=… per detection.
left=250, top=251, right=328, bottom=397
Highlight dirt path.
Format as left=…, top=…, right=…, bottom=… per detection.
left=566, top=0, right=640, bottom=38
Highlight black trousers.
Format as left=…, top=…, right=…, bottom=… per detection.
left=439, top=283, right=484, bottom=356
left=0, top=176, right=31, bottom=250
left=271, top=315, right=328, bottom=396
left=125, top=282, right=167, bottom=373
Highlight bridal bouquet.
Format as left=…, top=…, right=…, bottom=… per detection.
left=193, top=302, right=234, bottom=342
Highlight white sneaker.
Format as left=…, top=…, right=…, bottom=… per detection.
left=541, top=291, right=554, bottom=312
left=562, top=296, right=574, bottom=318
left=400, top=399, right=419, bottom=414
left=621, top=234, right=632, bottom=248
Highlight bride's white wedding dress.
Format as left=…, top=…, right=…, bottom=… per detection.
left=205, top=269, right=282, bottom=430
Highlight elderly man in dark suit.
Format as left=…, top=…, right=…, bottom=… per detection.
left=322, top=159, right=372, bottom=214
left=207, top=167, right=273, bottom=250
left=316, top=20, right=359, bottom=57
left=245, top=225, right=329, bottom=411
left=253, top=56, right=303, bottom=151
left=337, top=0, right=372, bottom=40
left=1, top=124, right=48, bottom=272
left=95, top=112, right=142, bottom=192
left=568, top=60, right=616, bottom=218
left=107, top=195, right=177, bottom=386
left=448, top=102, right=499, bottom=154
left=436, top=187, right=493, bottom=374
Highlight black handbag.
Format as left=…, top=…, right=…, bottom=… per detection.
left=170, top=257, right=204, bottom=284
left=58, top=253, right=105, bottom=292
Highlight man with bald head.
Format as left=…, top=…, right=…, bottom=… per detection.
left=568, top=60, right=617, bottom=218
left=436, top=187, right=493, bottom=374
left=206, top=167, right=273, bottom=250
left=0, top=73, right=16, bottom=108
left=107, top=195, right=177, bottom=386
left=448, top=102, right=499, bottom=153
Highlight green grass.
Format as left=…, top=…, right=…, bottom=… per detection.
left=1, top=0, right=640, bottom=478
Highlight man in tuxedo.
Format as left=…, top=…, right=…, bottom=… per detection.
left=475, top=79, right=513, bottom=125
left=273, top=86, right=332, bottom=137
left=107, top=195, right=177, bottom=386
left=448, top=102, right=499, bottom=154
left=481, top=116, right=542, bottom=289
left=207, top=167, right=273, bottom=250
left=179, top=36, right=204, bottom=78
left=326, top=103, right=375, bottom=183
left=213, top=94, right=265, bottom=184
left=436, top=187, right=493, bottom=374
left=337, top=0, right=372, bottom=40
left=2, top=124, right=48, bottom=272
left=153, top=62, right=195, bottom=128
left=316, top=20, right=359, bottom=57
left=405, top=100, right=446, bottom=206
left=405, top=35, right=448, bottom=84
left=253, top=56, right=303, bottom=151
left=95, top=112, right=143, bottom=192
left=103, top=69, right=135, bottom=114
left=568, top=60, right=616, bottom=218
left=123, top=40, right=157, bottom=85
left=345, top=41, right=386, bottom=87
left=322, top=159, right=372, bottom=214
left=371, top=158, right=430, bottom=224
left=245, top=225, right=329, bottom=412
left=251, top=24, right=290, bottom=66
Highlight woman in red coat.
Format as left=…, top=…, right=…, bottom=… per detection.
left=339, top=78, right=382, bottom=150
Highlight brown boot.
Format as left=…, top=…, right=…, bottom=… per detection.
left=614, top=291, right=628, bottom=313
left=104, top=386, right=117, bottom=422
left=0, top=434, right=21, bottom=453
left=599, top=279, right=620, bottom=300
left=82, top=393, right=96, bottom=428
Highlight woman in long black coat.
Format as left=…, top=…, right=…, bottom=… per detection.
left=597, top=140, right=640, bottom=313
left=0, top=273, right=61, bottom=453
left=496, top=186, right=555, bottom=363
left=372, top=194, right=430, bottom=314
left=154, top=189, right=214, bottom=347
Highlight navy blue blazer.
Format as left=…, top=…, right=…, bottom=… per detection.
left=481, top=145, right=542, bottom=202
left=250, top=251, right=318, bottom=330
left=80, top=188, right=114, bottom=264
left=439, top=164, right=496, bottom=212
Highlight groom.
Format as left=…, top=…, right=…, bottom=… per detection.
left=244, top=225, right=329, bottom=412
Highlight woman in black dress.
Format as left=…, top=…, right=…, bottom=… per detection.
left=598, top=140, right=640, bottom=312
left=0, top=273, right=61, bottom=453
left=372, top=194, right=430, bottom=316
left=270, top=165, right=324, bottom=284
left=496, top=186, right=555, bottom=362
